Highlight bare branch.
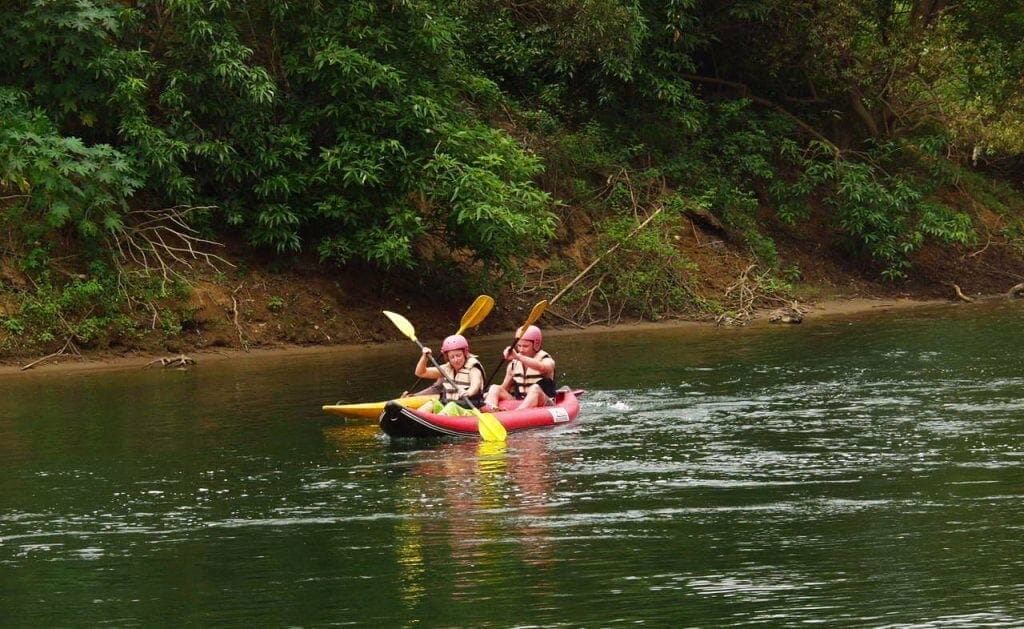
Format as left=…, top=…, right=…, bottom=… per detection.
left=105, top=205, right=234, bottom=290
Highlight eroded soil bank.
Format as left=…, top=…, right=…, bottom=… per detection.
left=0, top=294, right=988, bottom=378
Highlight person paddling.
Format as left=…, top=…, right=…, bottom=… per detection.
left=484, top=325, right=556, bottom=411
left=414, top=334, right=485, bottom=415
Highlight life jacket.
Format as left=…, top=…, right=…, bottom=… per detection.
left=439, top=354, right=484, bottom=402
left=510, top=350, right=557, bottom=399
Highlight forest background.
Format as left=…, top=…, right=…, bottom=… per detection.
left=2, top=0, right=1024, bottom=362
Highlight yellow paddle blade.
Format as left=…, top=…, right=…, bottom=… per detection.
left=382, top=310, right=417, bottom=342
left=515, top=299, right=549, bottom=338
left=473, top=408, right=507, bottom=442
left=456, top=295, right=495, bottom=334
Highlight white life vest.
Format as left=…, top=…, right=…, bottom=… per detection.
left=440, top=354, right=484, bottom=400
left=511, top=350, right=556, bottom=398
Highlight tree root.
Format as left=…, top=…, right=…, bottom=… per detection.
left=231, top=283, right=250, bottom=351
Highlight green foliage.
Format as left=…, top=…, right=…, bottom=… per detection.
left=0, top=1, right=120, bottom=133
left=0, top=88, right=140, bottom=251
left=1, top=316, right=26, bottom=337
left=781, top=265, right=803, bottom=284
left=777, top=141, right=977, bottom=278
left=656, top=100, right=785, bottom=267
left=2, top=0, right=557, bottom=281
left=127, top=1, right=552, bottom=272
left=13, top=273, right=130, bottom=346
left=159, top=309, right=182, bottom=337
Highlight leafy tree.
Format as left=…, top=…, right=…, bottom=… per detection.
left=0, top=88, right=139, bottom=262
left=1, top=0, right=557, bottom=283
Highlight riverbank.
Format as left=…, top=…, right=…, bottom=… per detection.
left=0, top=294, right=975, bottom=378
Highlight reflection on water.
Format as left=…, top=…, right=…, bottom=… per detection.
left=1, top=301, right=1024, bottom=625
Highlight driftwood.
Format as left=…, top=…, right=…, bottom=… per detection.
left=950, top=283, right=974, bottom=303
left=767, top=302, right=808, bottom=324
left=20, top=336, right=81, bottom=371
left=1008, top=283, right=1024, bottom=299
left=144, top=354, right=196, bottom=369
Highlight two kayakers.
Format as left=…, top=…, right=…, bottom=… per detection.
left=413, top=334, right=485, bottom=415
left=484, top=325, right=557, bottom=411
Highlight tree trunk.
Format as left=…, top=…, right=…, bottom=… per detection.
left=850, top=87, right=881, bottom=138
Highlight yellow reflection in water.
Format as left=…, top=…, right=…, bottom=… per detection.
left=476, top=439, right=508, bottom=476
left=395, top=518, right=425, bottom=607
left=321, top=422, right=379, bottom=454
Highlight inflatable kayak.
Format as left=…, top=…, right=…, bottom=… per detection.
left=379, top=388, right=582, bottom=438
left=323, top=394, right=438, bottom=419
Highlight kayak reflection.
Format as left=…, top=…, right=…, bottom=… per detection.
left=392, top=433, right=564, bottom=605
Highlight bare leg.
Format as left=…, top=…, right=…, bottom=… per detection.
left=484, top=384, right=513, bottom=409
left=516, top=384, right=548, bottom=410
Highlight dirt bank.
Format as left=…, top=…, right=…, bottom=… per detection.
left=0, top=294, right=972, bottom=378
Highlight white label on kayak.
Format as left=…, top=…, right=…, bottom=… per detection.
left=549, top=407, right=571, bottom=423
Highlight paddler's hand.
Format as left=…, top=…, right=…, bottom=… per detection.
left=502, top=345, right=515, bottom=361
left=422, top=346, right=432, bottom=356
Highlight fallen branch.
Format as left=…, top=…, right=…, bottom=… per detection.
left=145, top=354, right=196, bottom=369
left=543, top=307, right=586, bottom=329
left=550, top=206, right=664, bottom=306
left=20, top=336, right=81, bottom=371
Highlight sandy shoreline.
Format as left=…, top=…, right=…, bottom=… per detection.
left=0, top=295, right=969, bottom=378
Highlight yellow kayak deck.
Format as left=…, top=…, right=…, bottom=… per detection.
left=322, top=394, right=438, bottom=419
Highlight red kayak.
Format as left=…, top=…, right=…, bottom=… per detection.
left=379, top=388, right=582, bottom=438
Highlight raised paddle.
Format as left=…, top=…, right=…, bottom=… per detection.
left=383, top=310, right=507, bottom=442
left=456, top=294, right=495, bottom=335
left=485, top=299, right=549, bottom=386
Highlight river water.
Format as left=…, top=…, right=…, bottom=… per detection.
left=2, top=302, right=1022, bottom=626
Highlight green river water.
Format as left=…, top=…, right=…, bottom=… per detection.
left=1, top=301, right=1022, bottom=627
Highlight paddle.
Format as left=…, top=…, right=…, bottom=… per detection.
left=404, top=294, right=494, bottom=395
left=383, top=310, right=507, bottom=442
left=456, top=294, right=495, bottom=335
left=485, top=299, right=549, bottom=386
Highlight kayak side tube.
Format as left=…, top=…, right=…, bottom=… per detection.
left=379, top=388, right=582, bottom=439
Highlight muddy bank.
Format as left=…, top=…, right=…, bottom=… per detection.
left=0, top=294, right=977, bottom=379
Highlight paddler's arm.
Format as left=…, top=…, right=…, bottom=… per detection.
left=465, top=365, right=483, bottom=398
left=499, top=362, right=515, bottom=392
left=414, top=346, right=441, bottom=379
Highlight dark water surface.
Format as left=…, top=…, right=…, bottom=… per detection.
left=2, top=302, right=1023, bottom=626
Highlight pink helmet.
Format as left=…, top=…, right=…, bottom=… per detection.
left=441, top=334, right=469, bottom=355
left=519, top=325, right=542, bottom=349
